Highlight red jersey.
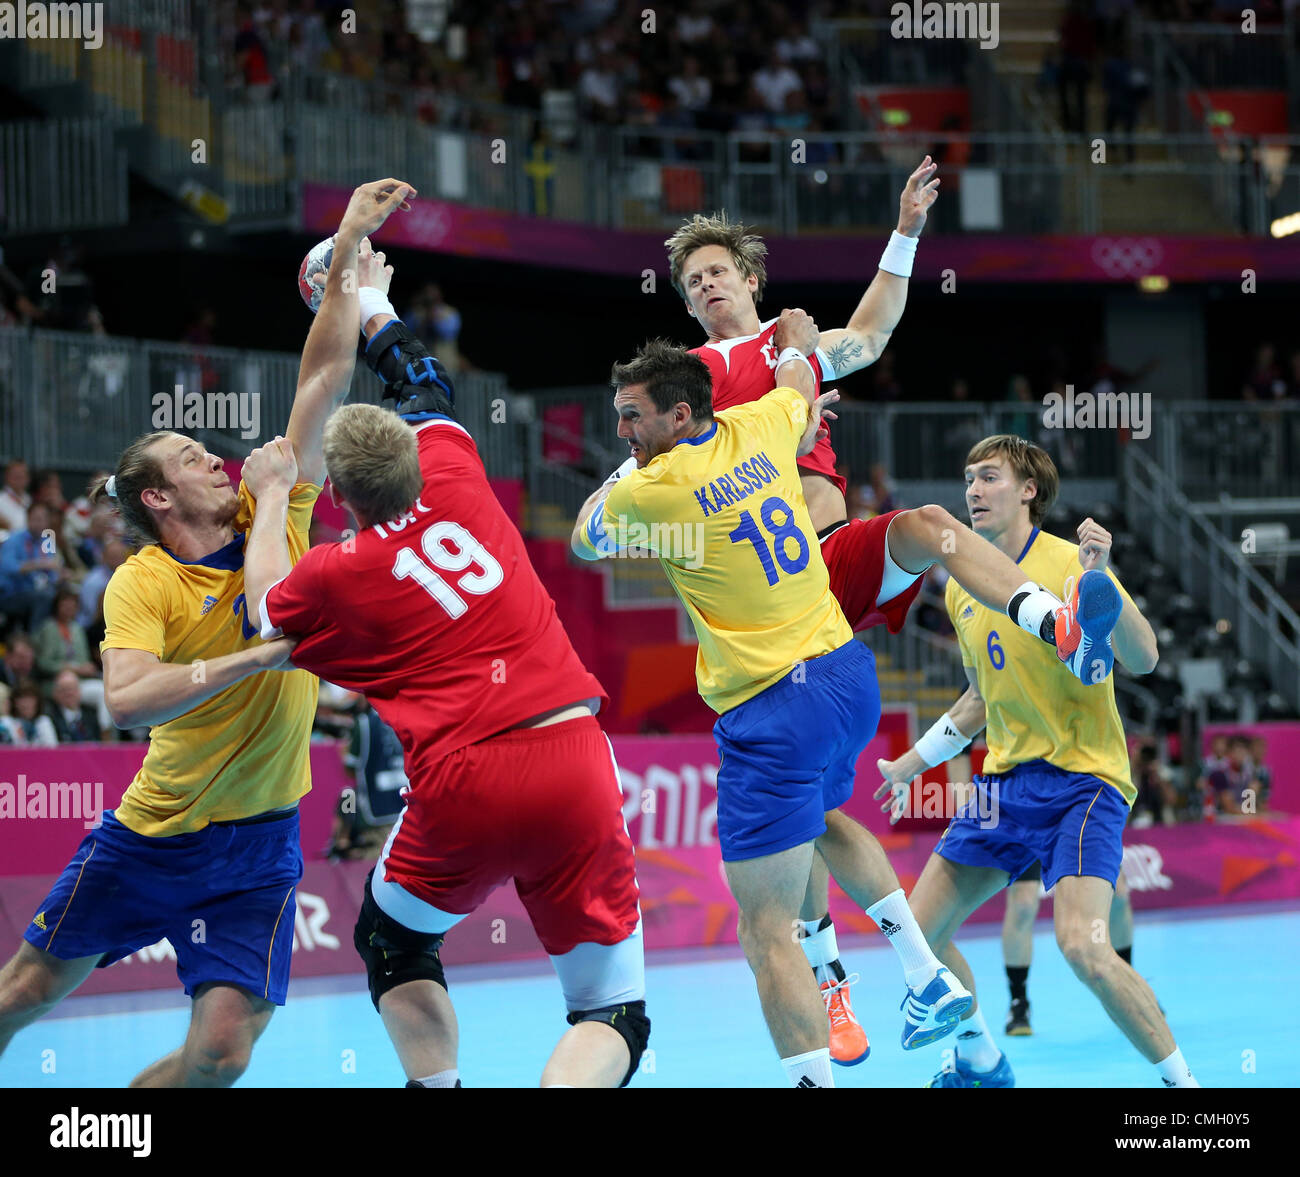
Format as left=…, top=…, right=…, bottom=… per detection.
left=261, top=417, right=606, bottom=778
left=690, top=318, right=847, bottom=497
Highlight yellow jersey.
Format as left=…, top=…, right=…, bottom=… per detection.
left=578, top=387, right=851, bottom=713
left=945, top=528, right=1135, bottom=803
left=102, top=481, right=321, bottom=836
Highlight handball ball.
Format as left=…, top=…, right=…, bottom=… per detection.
left=297, top=236, right=335, bottom=313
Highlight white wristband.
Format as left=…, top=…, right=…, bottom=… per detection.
left=359, top=287, right=396, bottom=329
left=879, top=230, right=918, bottom=278
left=775, top=347, right=815, bottom=380
left=914, top=711, right=971, bottom=768
left=603, top=456, right=639, bottom=488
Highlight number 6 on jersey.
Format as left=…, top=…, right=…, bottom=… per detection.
left=393, top=521, right=504, bottom=618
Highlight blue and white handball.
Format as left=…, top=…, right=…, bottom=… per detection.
left=297, top=235, right=335, bottom=313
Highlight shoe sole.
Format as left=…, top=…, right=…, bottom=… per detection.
left=902, top=993, right=974, bottom=1050
left=1078, top=571, right=1122, bottom=635
left=1005, top=1025, right=1033, bottom=1036
left=831, top=1045, right=871, bottom=1067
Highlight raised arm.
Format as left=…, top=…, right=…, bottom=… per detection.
left=287, top=178, right=415, bottom=484
left=572, top=459, right=638, bottom=561
left=816, top=156, right=939, bottom=379
left=239, top=436, right=299, bottom=631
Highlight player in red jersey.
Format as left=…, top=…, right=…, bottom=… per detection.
left=664, top=159, right=1105, bottom=1064
left=241, top=243, right=647, bottom=1089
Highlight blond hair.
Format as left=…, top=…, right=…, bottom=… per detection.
left=88, top=431, right=176, bottom=545
left=964, top=435, right=1060, bottom=526
left=323, top=404, right=422, bottom=524
left=665, top=211, right=768, bottom=304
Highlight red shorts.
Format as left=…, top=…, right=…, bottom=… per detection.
left=380, top=716, right=640, bottom=956
left=820, top=509, right=923, bottom=633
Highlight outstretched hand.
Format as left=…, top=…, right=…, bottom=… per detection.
left=897, top=156, right=940, bottom=239
left=242, top=435, right=299, bottom=498
left=339, top=178, right=417, bottom=242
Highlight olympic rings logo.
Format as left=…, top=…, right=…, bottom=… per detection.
left=1090, top=237, right=1164, bottom=278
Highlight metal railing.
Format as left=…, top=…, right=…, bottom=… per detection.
left=0, top=119, right=128, bottom=234
left=1124, top=445, right=1300, bottom=713
left=0, top=326, right=517, bottom=478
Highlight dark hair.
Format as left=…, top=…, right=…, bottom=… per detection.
left=610, top=338, right=714, bottom=422
left=88, top=431, right=175, bottom=545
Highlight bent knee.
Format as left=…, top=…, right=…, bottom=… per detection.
left=188, top=1039, right=253, bottom=1086
left=1056, top=933, right=1113, bottom=983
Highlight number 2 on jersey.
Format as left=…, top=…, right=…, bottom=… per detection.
left=728, top=495, right=810, bottom=586
left=392, top=521, right=503, bottom=618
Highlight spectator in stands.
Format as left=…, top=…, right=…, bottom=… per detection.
left=5, top=680, right=57, bottom=746
left=868, top=350, right=903, bottom=401
left=1130, top=741, right=1178, bottom=825
left=677, top=0, right=715, bottom=43
left=33, top=585, right=97, bottom=690
left=65, top=472, right=112, bottom=554
left=668, top=55, right=711, bottom=113
left=49, top=667, right=101, bottom=742
left=752, top=47, right=803, bottom=114
left=577, top=49, right=622, bottom=122
left=1102, top=48, right=1148, bottom=164
left=1242, top=342, right=1287, bottom=399
left=0, top=683, right=11, bottom=743
left=0, top=634, right=35, bottom=690
left=862, top=462, right=897, bottom=517
left=31, top=469, right=84, bottom=577
left=1247, top=734, right=1271, bottom=809
left=404, top=284, right=468, bottom=375
left=775, top=18, right=820, bottom=64
left=1204, top=734, right=1260, bottom=814
left=0, top=246, right=42, bottom=327
left=1006, top=374, right=1038, bottom=440
left=234, top=0, right=276, bottom=99
left=327, top=699, right=406, bottom=861
left=78, top=537, right=126, bottom=650
left=25, top=239, right=100, bottom=333
left=0, top=458, right=31, bottom=535
left=1057, top=0, right=1097, bottom=132
left=0, top=502, right=66, bottom=632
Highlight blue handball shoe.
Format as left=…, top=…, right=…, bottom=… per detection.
left=926, top=1051, right=1016, bottom=1088
left=900, top=967, right=974, bottom=1050
left=1055, top=569, right=1122, bottom=686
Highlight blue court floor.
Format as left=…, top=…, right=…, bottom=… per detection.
left=3, top=904, right=1296, bottom=1088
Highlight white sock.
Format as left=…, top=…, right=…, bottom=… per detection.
left=866, top=888, right=941, bottom=989
left=781, top=1047, right=834, bottom=1088
left=411, top=1068, right=459, bottom=1088
left=1155, top=1047, right=1199, bottom=1088
left=953, top=1006, right=1002, bottom=1072
left=1008, top=580, right=1063, bottom=645
left=798, top=916, right=840, bottom=984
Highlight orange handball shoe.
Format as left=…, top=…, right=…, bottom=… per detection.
left=822, top=973, right=870, bottom=1066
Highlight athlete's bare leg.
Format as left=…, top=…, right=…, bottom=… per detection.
left=813, top=808, right=909, bottom=910
left=373, top=979, right=459, bottom=1082
left=1053, top=875, right=1173, bottom=1062
left=726, top=841, right=827, bottom=1058
left=1110, top=871, right=1133, bottom=953
left=0, top=942, right=99, bottom=1055
left=800, top=850, right=832, bottom=923
left=909, top=853, right=1009, bottom=1024
left=540, top=1022, right=629, bottom=1088
left=130, top=982, right=274, bottom=1087
left=1002, top=880, right=1040, bottom=969
left=887, top=505, right=1055, bottom=624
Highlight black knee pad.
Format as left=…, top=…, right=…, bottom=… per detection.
left=566, top=1000, right=650, bottom=1087
left=353, top=872, right=448, bottom=1011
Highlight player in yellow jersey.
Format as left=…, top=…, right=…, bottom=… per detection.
left=0, top=178, right=416, bottom=1086
left=873, top=435, right=1198, bottom=1088
left=572, top=317, right=976, bottom=1088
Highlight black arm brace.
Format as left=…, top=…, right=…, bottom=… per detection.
left=363, top=318, right=459, bottom=422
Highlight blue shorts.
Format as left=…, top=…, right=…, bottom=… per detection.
left=934, top=760, right=1129, bottom=891
left=713, top=640, right=880, bottom=863
left=24, top=809, right=302, bottom=1005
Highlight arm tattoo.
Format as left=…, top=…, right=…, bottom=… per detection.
left=826, top=338, right=866, bottom=373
